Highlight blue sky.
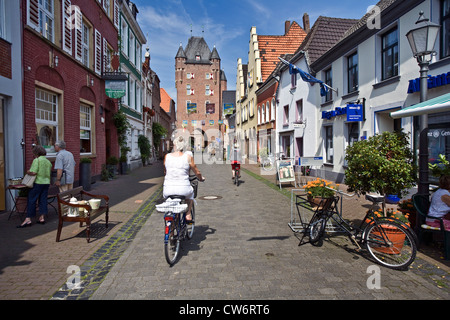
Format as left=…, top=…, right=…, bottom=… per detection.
left=133, top=0, right=378, bottom=101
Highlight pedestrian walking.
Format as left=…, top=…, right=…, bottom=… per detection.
left=54, top=140, right=76, bottom=192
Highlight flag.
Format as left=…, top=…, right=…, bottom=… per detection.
left=279, top=57, right=331, bottom=97
left=289, top=64, right=329, bottom=97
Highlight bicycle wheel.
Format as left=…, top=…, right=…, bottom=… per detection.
left=235, top=171, right=239, bottom=186
left=364, top=220, right=417, bottom=270
left=262, top=159, right=273, bottom=171
left=309, top=217, right=326, bottom=245
left=164, top=218, right=180, bottom=265
left=186, top=204, right=195, bottom=239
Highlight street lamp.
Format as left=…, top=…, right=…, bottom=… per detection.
left=405, top=11, right=440, bottom=196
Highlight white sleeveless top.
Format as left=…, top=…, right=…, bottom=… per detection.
left=164, top=153, right=191, bottom=187
left=428, top=188, right=450, bottom=218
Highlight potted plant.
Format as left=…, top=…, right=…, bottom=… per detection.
left=152, top=122, right=167, bottom=159
left=106, top=156, right=118, bottom=178
left=344, top=131, right=416, bottom=202
left=138, top=134, right=151, bottom=166
left=119, top=146, right=130, bottom=175
left=397, top=199, right=417, bottom=229
left=79, top=158, right=92, bottom=191
left=365, top=208, right=410, bottom=254
left=303, top=178, right=337, bottom=207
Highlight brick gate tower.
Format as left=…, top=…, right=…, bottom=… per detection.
left=175, top=37, right=227, bottom=151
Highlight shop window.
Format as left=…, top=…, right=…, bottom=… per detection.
left=283, top=105, right=289, bottom=126
left=35, top=88, right=58, bottom=154
left=80, top=104, right=92, bottom=153
left=381, top=27, right=398, bottom=80
left=324, top=68, right=332, bottom=102
left=325, top=125, right=333, bottom=164
left=442, top=0, right=450, bottom=58
left=347, top=52, right=358, bottom=93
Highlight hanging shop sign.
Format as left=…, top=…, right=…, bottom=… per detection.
left=407, top=72, right=450, bottom=94
left=346, top=104, right=364, bottom=122
left=105, top=80, right=126, bottom=99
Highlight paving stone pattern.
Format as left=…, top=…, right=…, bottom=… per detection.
left=88, top=163, right=449, bottom=300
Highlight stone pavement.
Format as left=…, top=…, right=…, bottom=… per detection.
left=0, top=160, right=449, bottom=300
left=89, top=163, right=449, bottom=300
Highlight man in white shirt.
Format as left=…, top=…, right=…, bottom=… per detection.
left=54, top=140, right=76, bottom=192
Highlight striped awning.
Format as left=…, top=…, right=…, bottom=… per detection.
left=390, top=93, right=450, bottom=118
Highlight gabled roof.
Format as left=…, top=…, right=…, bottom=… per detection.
left=258, top=21, right=307, bottom=82
left=297, top=16, right=358, bottom=65
left=160, top=88, right=173, bottom=113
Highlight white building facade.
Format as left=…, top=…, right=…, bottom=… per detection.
left=301, top=0, right=450, bottom=182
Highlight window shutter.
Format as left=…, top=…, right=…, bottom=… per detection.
left=62, top=0, right=72, bottom=55
left=103, top=37, right=108, bottom=72
left=210, top=90, right=214, bottom=96
left=113, top=0, right=119, bottom=29
left=27, top=0, right=40, bottom=31
left=95, top=29, right=102, bottom=75
left=74, top=7, right=83, bottom=62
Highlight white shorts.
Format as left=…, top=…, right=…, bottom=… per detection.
left=163, top=185, right=194, bottom=200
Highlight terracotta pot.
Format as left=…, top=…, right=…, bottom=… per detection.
left=370, top=224, right=406, bottom=254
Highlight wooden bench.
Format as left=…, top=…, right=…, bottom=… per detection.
left=56, top=186, right=109, bottom=243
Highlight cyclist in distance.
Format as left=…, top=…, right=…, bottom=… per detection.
left=163, top=136, right=205, bottom=223
left=230, top=142, right=242, bottom=180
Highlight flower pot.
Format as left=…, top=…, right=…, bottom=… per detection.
left=307, top=195, right=332, bottom=209
left=385, top=194, right=400, bottom=204
left=79, top=162, right=91, bottom=191
left=371, top=224, right=406, bottom=254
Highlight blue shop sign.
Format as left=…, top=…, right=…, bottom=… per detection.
left=407, top=72, right=450, bottom=94
left=322, top=106, right=347, bottom=120
left=346, top=104, right=363, bottom=122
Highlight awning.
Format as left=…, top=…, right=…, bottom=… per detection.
left=390, top=93, right=450, bottom=119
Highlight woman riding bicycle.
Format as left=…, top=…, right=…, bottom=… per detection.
left=230, top=142, right=241, bottom=180
left=163, top=136, right=205, bottom=223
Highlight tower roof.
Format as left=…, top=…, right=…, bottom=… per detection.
left=182, top=36, right=218, bottom=64
left=175, top=43, right=187, bottom=59
left=210, top=45, right=220, bottom=60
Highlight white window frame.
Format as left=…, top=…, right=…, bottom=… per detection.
left=80, top=103, right=92, bottom=154
left=35, top=87, right=59, bottom=155
left=39, top=0, right=55, bottom=42
left=121, top=20, right=128, bottom=56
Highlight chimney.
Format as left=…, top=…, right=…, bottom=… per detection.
left=303, top=13, right=310, bottom=33
left=285, top=21, right=291, bottom=35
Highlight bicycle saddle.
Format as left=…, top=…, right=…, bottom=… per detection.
left=365, top=194, right=384, bottom=203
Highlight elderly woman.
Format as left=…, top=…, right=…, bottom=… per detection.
left=17, top=145, right=52, bottom=228
left=163, top=136, right=205, bottom=223
left=427, top=175, right=450, bottom=231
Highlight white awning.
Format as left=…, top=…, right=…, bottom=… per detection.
left=390, top=93, right=450, bottom=119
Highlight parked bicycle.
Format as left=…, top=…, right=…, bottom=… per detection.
left=299, top=190, right=418, bottom=270
left=157, top=175, right=200, bottom=266
left=261, top=154, right=275, bottom=171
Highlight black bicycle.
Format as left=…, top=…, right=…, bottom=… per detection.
left=302, top=192, right=418, bottom=270
left=158, top=176, right=199, bottom=266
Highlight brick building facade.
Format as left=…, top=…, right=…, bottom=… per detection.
left=175, top=37, right=227, bottom=150
left=22, top=0, right=119, bottom=183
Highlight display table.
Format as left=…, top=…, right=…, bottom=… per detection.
left=7, top=184, right=28, bottom=220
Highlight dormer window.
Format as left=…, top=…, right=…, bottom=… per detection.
left=195, top=55, right=200, bottom=61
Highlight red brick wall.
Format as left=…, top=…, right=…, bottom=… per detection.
left=175, top=59, right=224, bottom=139
left=0, top=38, right=12, bottom=79
left=21, top=0, right=119, bottom=181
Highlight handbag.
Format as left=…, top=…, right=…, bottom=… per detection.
left=22, top=174, right=36, bottom=188
left=23, top=157, right=41, bottom=188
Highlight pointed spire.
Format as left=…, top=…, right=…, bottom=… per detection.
left=175, top=42, right=186, bottom=59
left=210, top=45, right=220, bottom=60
